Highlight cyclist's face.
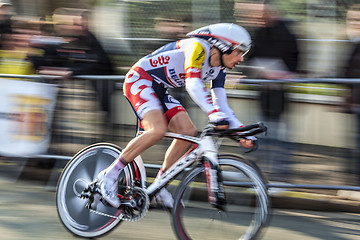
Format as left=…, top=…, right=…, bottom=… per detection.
left=222, top=49, right=245, bottom=69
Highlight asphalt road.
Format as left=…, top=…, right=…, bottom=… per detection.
left=0, top=180, right=359, bottom=240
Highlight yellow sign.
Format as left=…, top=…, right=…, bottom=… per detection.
left=12, top=94, right=51, bottom=141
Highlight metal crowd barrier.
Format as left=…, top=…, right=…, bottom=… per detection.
left=3, top=72, right=360, bottom=83
left=1, top=74, right=360, bottom=192
left=32, top=154, right=360, bottom=192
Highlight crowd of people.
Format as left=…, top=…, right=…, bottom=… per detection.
left=1, top=1, right=360, bottom=185
left=0, top=5, right=116, bottom=129
left=236, top=1, right=360, bottom=184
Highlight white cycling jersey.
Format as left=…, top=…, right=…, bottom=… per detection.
left=123, top=37, right=243, bottom=127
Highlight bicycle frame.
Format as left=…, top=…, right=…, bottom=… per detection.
left=145, top=131, right=220, bottom=197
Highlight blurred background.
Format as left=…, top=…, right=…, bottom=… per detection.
left=1, top=0, right=360, bottom=190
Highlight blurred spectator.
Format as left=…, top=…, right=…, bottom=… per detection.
left=344, top=4, right=360, bottom=184
left=0, top=32, right=36, bottom=76
left=0, top=12, right=39, bottom=76
left=148, top=15, right=192, bottom=52
left=77, top=10, right=116, bottom=127
left=154, top=15, right=192, bottom=40
left=234, top=1, right=264, bottom=34
left=0, top=3, right=12, bottom=43
left=28, top=9, right=116, bottom=127
left=247, top=0, right=299, bottom=180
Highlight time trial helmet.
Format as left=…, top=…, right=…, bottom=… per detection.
left=186, top=23, right=251, bottom=55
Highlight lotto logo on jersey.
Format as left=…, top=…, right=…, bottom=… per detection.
left=149, top=55, right=170, bottom=67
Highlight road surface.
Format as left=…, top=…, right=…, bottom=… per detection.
left=0, top=180, right=359, bottom=240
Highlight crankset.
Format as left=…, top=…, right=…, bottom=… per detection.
left=117, top=186, right=150, bottom=222
left=76, top=179, right=150, bottom=222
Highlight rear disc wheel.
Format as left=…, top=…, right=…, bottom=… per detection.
left=56, top=143, right=132, bottom=238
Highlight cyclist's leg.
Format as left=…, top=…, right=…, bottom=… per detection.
left=99, top=66, right=168, bottom=207
left=99, top=112, right=167, bottom=207
left=120, top=109, right=167, bottom=162
left=151, top=110, right=196, bottom=208
left=162, top=111, right=197, bottom=170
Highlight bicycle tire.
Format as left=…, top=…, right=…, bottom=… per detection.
left=56, top=143, right=141, bottom=238
left=172, top=155, right=270, bottom=240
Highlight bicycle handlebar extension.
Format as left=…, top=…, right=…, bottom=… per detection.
left=212, top=122, right=267, bottom=140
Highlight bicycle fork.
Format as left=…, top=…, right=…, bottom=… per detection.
left=203, top=157, right=226, bottom=211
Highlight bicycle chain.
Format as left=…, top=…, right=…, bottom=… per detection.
left=89, top=209, right=123, bottom=220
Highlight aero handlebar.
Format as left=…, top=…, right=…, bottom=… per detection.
left=213, top=122, right=267, bottom=139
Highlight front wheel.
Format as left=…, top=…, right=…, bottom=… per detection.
left=172, top=155, right=270, bottom=240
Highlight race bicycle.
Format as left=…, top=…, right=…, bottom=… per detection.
left=56, top=122, right=269, bottom=240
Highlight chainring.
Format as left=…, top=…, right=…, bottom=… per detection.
left=119, top=186, right=150, bottom=222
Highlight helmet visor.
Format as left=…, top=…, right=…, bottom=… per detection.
left=232, top=42, right=251, bottom=56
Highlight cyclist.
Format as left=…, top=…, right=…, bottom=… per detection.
left=96, top=23, right=256, bottom=209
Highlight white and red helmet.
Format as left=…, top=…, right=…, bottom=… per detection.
left=187, top=23, right=251, bottom=55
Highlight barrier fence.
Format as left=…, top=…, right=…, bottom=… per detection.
left=1, top=74, right=360, bottom=192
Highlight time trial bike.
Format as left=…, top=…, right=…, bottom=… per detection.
left=56, top=122, right=269, bottom=240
